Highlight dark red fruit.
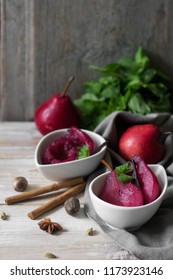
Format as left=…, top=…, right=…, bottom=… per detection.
left=119, top=124, right=165, bottom=164
left=34, top=76, right=80, bottom=135
left=133, top=155, right=161, bottom=204
left=99, top=170, right=144, bottom=207
left=99, top=155, right=161, bottom=207
left=42, top=127, right=96, bottom=164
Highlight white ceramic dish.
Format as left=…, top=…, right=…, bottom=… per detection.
left=35, top=128, right=106, bottom=181
left=89, top=164, right=167, bottom=231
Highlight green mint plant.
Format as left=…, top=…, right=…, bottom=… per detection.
left=75, top=47, right=172, bottom=130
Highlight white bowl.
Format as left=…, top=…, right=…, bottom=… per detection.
left=89, top=164, right=167, bottom=231
left=35, top=128, right=106, bottom=182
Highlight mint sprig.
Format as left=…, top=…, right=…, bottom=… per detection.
left=75, top=47, right=172, bottom=130
left=115, top=162, right=133, bottom=184
left=77, top=145, right=90, bottom=160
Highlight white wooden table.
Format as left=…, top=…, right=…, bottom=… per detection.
left=0, top=122, right=134, bottom=260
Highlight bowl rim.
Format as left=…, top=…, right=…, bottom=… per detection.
left=35, top=128, right=107, bottom=167
left=89, top=164, right=168, bottom=210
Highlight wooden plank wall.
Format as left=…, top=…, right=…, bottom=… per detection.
left=1, top=0, right=173, bottom=121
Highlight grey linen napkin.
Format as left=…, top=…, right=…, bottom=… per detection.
left=84, top=111, right=173, bottom=260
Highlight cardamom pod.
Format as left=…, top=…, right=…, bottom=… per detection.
left=0, top=211, right=7, bottom=220
left=44, top=252, right=57, bottom=259
left=87, top=227, right=94, bottom=236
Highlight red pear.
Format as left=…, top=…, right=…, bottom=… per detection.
left=42, top=127, right=96, bottom=164
left=133, top=155, right=161, bottom=204
left=118, top=123, right=165, bottom=164
left=99, top=156, right=161, bottom=207
left=34, top=76, right=80, bottom=135
left=99, top=169, right=144, bottom=207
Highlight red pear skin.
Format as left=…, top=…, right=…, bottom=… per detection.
left=34, top=94, right=80, bottom=135
left=118, top=124, right=165, bottom=164
left=99, top=170, right=144, bottom=207
left=133, top=155, right=161, bottom=204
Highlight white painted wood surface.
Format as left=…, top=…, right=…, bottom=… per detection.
left=0, top=122, right=135, bottom=260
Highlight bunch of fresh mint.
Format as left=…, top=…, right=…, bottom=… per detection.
left=75, top=47, right=173, bottom=130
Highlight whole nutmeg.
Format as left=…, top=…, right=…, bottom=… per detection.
left=13, top=176, right=28, bottom=192
left=64, top=197, right=80, bottom=215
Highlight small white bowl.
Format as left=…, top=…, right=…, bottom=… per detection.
left=89, top=164, right=167, bottom=231
left=35, top=128, right=106, bottom=182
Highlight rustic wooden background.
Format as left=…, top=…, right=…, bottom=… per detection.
left=1, top=0, right=173, bottom=121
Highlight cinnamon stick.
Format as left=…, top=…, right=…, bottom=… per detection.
left=5, top=177, right=84, bottom=205
left=28, top=182, right=86, bottom=220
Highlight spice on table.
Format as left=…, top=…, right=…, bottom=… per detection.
left=5, top=176, right=84, bottom=205
left=13, top=176, right=28, bottom=192
left=64, top=196, right=80, bottom=215
left=87, top=227, right=94, bottom=236
left=28, top=182, right=86, bottom=220
left=44, top=252, right=57, bottom=259
left=38, top=218, right=63, bottom=234
left=0, top=211, right=7, bottom=220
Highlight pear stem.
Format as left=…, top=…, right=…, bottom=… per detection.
left=61, top=76, right=75, bottom=97
left=101, top=159, right=113, bottom=171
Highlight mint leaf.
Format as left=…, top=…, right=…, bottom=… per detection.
left=116, top=162, right=132, bottom=174
left=117, top=173, right=133, bottom=184
left=134, top=47, right=150, bottom=69
left=115, top=162, right=133, bottom=184
left=128, top=93, right=151, bottom=114
left=77, top=145, right=90, bottom=160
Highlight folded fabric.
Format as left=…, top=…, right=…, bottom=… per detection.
left=84, top=111, right=173, bottom=260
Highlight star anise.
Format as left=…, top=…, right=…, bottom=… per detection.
left=38, top=218, right=63, bottom=234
